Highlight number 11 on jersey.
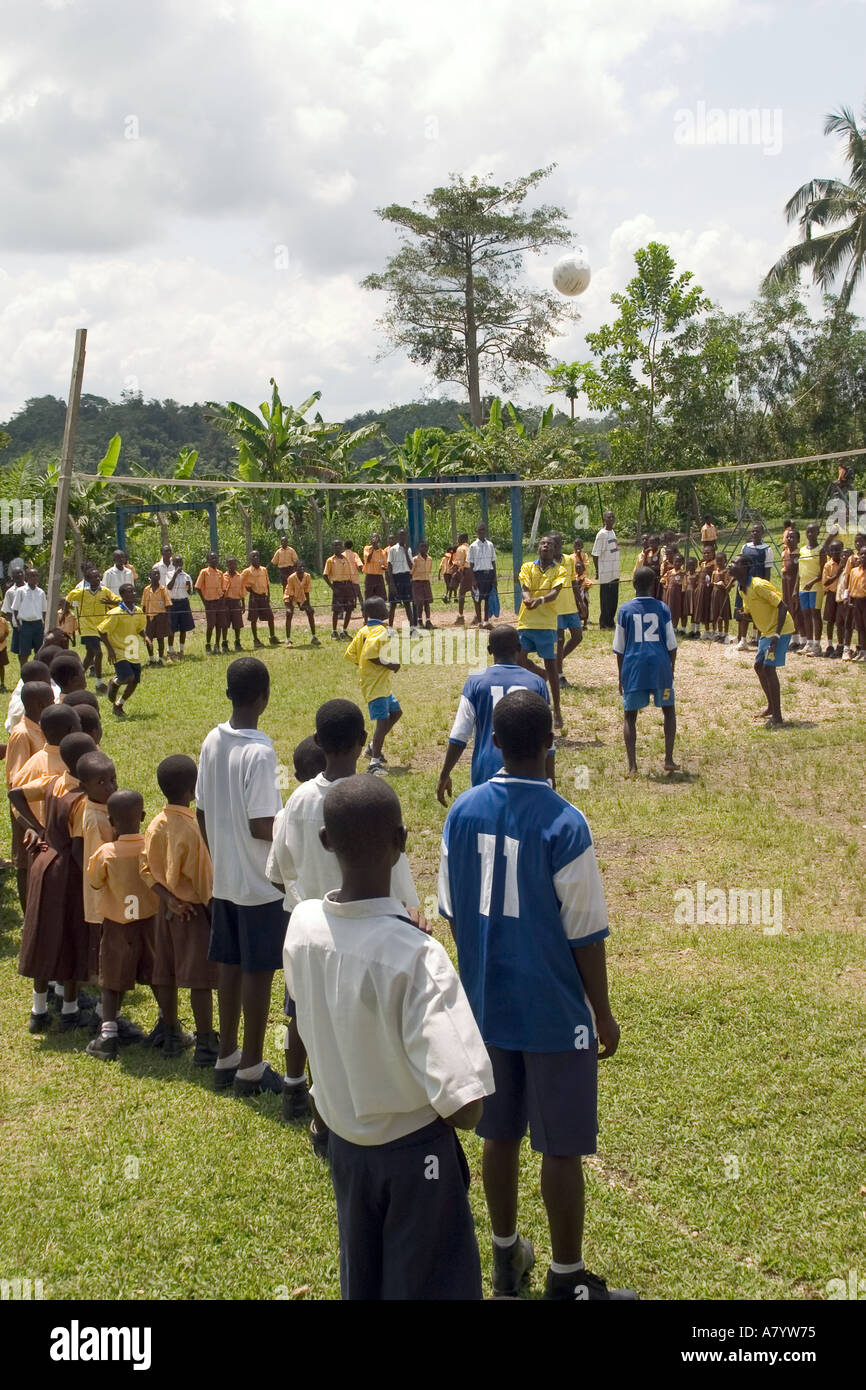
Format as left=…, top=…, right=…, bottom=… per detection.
left=477, top=833, right=520, bottom=916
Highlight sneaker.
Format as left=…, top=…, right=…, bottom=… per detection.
left=233, top=1062, right=284, bottom=1097
left=77, top=990, right=98, bottom=1010
left=559, top=675, right=571, bottom=689
left=269, top=636, right=280, bottom=647
left=142, top=1017, right=167, bottom=1048
left=112, top=705, right=127, bottom=719
left=164, top=655, right=175, bottom=665
left=310, top=636, right=321, bottom=647
left=193, top=1031, right=220, bottom=1068
left=94, top=679, right=109, bottom=694
left=155, top=658, right=164, bottom=667
left=364, top=745, right=387, bottom=764
left=368, top=757, right=387, bottom=775
left=59, top=1007, right=96, bottom=1032
left=284, top=640, right=294, bottom=649
left=213, top=1062, right=238, bottom=1091
left=86, top=1032, right=119, bottom=1061
left=309, top=1120, right=330, bottom=1160
left=331, top=632, right=341, bottom=641
left=492, top=1235, right=535, bottom=1297
left=161, top=1024, right=195, bottom=1057
left=454, top=615, right=465, bottom=626
left=425, top=621, right=434, bottom=630
left=544, top=1267, right=638, bottom=1301
left=116, top=1016, right=145, bottom=1044
left=28, top=1010, right=51, bottom=1034
left=221, top=642, right=230, bottom=653
left=735, top=638, right=748, bottom=650
left=253, top=639, right=265, bottom=649
left=842, top=646, right=852, bottom=662
left=281, top=1078, right=311, bottom=1123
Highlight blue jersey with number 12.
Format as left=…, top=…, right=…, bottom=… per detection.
left=613, top=596, right=677, bottom=693
left=448, top=663, right=550, bottom=786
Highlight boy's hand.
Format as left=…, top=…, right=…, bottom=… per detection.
left=436, top=774, right=452, bottom=806
left=596, top=1011, right=621, bottom=1058
left=22, top=828, right=43, bottom=852
left=166, top=894, right=194, bottom=920
left=406, top=905, right=433, bottom=935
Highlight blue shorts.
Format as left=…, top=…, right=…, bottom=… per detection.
left=476, top=1044, right=598, bottom=1156
left=755, top=633, right=792, bottom=667
left=113, top=660, right=141, bottom=682
left=798, top=590, right=817, bottom=610
left=519, top=628, right=557, bottom=660
left=368, top=693, right=401, bottom=721
left=82, top=635, right=101, bottom=651
left=208, top=897, right=287, bottom=973
left=557, top=613, right=582, bottom=631
left=622, top=686, right=675, bottom=711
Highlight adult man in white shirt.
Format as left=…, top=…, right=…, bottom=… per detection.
left=101, top=549, right=135, bottom=596
left=592, top=512, right=621, bottom=629
left=2, top=568, right=26, bottom=664
left=284, top=773, right=493, bottom=1300
left=152, top=543, right=174, bottom=588
left=468, top=522, right=497, bottom=628
left=196, top=658, right=285, bottom=1099
left=10, top=569, right=48, bottom=661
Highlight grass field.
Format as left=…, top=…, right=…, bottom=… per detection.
left=1, top=565, right=865, bottom=1301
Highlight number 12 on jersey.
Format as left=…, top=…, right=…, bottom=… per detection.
left=477, top=833, right=520, bottom=916
left=631, top=611, right=659, bottom=642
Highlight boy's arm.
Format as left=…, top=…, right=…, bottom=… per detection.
left=9, top=787, right=43, bottom=836
left=249, top=816, right=275, bottom=842
left=572, top=940, right=619, bottom=1057
left=195, top=808, right=209, bottom=853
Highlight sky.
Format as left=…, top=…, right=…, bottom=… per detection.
left=1, top=0, right=865, bottom=427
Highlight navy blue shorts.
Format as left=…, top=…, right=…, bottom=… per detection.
left=113, top=660, right=141, bottom=683
left=208, top=897, right=287, bottom=973
left=476, top=1044, right=598, bottom=1156
left=393, top=572, right=412, bottom=603
left=82, top=635, right=101, bottom=651
left=328, top=1118, right=481, bottom=1300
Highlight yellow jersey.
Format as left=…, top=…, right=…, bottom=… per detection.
left=98, top=604, right=147, bottom=663
left=556, top=552, right=578, bottom=616
left=739, top=577, right=795, bottom=637
left=345, top=621, right=393, bottom=703
left=517, top=560, right=566, bottom=630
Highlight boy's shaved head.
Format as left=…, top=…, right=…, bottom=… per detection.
left=107, top=789, right=144, bottom=828
left=40, top=704, right=81, bottom=743
left=488, top=624, right=522, bottom=662
left=62, top=689, right=100, bottom=712
left=293, top=735, right=327, bottom=782
left=315, top=699, right=365, bottom=755
left=77, top=707, right=102, bottom=742
left=36, top=645, right=63, bottom=668
left=323, top=775, right=403, bottom=858
left=493, top=689, right=552, bottom=761
left=77, top=751, right=116, bottom=786
left=49, top=652, right=85, bottom=691
left=226, top=656, right=269, bottom=706
left=21, top=681, right=54, bottom=719
left=58, top=732, right=97, bottom=776
left=156, top=754, right=198, bottom=801
left=20, top=660, right=51, bottom=684
left=633, top=566, right=656, bottom=595
left=363, top=597, right=388, bottom=621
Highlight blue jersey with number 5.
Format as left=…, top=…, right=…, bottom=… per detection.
left=438, top=774, right=609, bottom=1051
left=612, top=596, right=677, bottom=693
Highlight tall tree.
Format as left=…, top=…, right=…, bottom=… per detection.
left=362, top=168, right=575, bottom=427
left=545, top=361, right=582, bottom=419
left=764, top=102, right=866, bottom=310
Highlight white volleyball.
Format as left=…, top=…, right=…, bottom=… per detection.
left=552, top=248, right=591, bottom=296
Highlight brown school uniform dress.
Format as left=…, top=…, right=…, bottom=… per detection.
left=18, top=778, right=89, bottom=983
left=324, top=553, right=357, bottom=614
left=684, top=570, right=698, bottom=620
left=410, top=553, right=433, bottom=607
left=453, top=543, right=472, bottom=595
left=194, top=567, right=225, bottom=627
left=142, top=583, right=173, bottom=640
left=822, top=559, right=842, bottom=626
left=666, top=569, right=684, bottom=626
left=87, top=835, right=159, bottom=993
left=7, top=716, right=45, bottom=871
left=693, top=560, right=714, bottom=625
left=363, top=546, right=388, bottom=601
left=141, top=804, right=218, bottom=991
left=710, top=568, right=732, bottom=624
left=271, top=546, right=298, bottom=587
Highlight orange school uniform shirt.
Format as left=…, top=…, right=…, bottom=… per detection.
left=194, top=568, right=224, bottom=601
left=846, top=556, right=866, bottom=599
left=344, top=550, right=363, bottom=583
left=13, top=744, right=65, bottom=826
left=363, top=546, right=388, bottom=575
left=272, top=546, right=298, bottom=570
left=240, top=566, right=270, bottom=596
left=140, top=804, right=213, bottom=905
left=323, top=554, right=355, bottom=583
left=142, top=584, right=172, bottom=616
left=452, top=543, right=469, bottom=570
left=822, top=559, right=843, bottom=594
left=221, top=572, right=245, bottom=600
left=6, top=717, right=45, bottom=788
left=86, top=835, right=159, bottom=924
left=410, top=554, right=433, bottom=581
left=283, top=572, right=312, bottom=604
left=75, top=799, right=113, bottom=923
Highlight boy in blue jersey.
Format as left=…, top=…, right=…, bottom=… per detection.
left=613, top=567, right=679, bottom=775
left=436, top=625, right=555, bottom=804
left=438, top=689, right=636, bottom=1302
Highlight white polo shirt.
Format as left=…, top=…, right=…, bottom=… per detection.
left=387, top=543, right=413, bottom=575
left=102, top=566, right=135, bottom=595
left=10, top=586, right=48, bottom=623
left=267, top=772, right=419, bottom=913
left=284, top=893, right=494, bottom=1145
left=5, top=678, right=60, bottom=732
left=468, top=538, right=496, bottom=572
left=592, top=527, right=621, bottom=583
left=166, top=569, right=192, bottom=599
left=196, top=722, right=283, bottom=905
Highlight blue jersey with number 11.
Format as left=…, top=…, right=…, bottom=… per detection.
left=613, top=596, right=677, bottom=693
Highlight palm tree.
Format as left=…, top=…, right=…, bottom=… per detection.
left=764, top=102, right=866, bottom=309
left=545, top=362, right=583, bottom=419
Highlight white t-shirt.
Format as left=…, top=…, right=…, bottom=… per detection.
left=153, top=560, right=174, bottom=587
left=196, top=722, right=283, bottom=905
left=2, top=584, right=24, bottom=618
left=592, top=528, right=620, bottom=583
left=284, top=892, right=494, bottom=1145
left=166, top=569, right=193, bottom=599
left=266, top=772, right=419, bottom=912
left=10, top=587, right=48, bottom=624
left=102, top=566, right=135, bottom=595
left=5, top=678, right=60, bottom=732
left=468, top=538, right=496, bottom=572
left=388, top=543, right=413, bottom=575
